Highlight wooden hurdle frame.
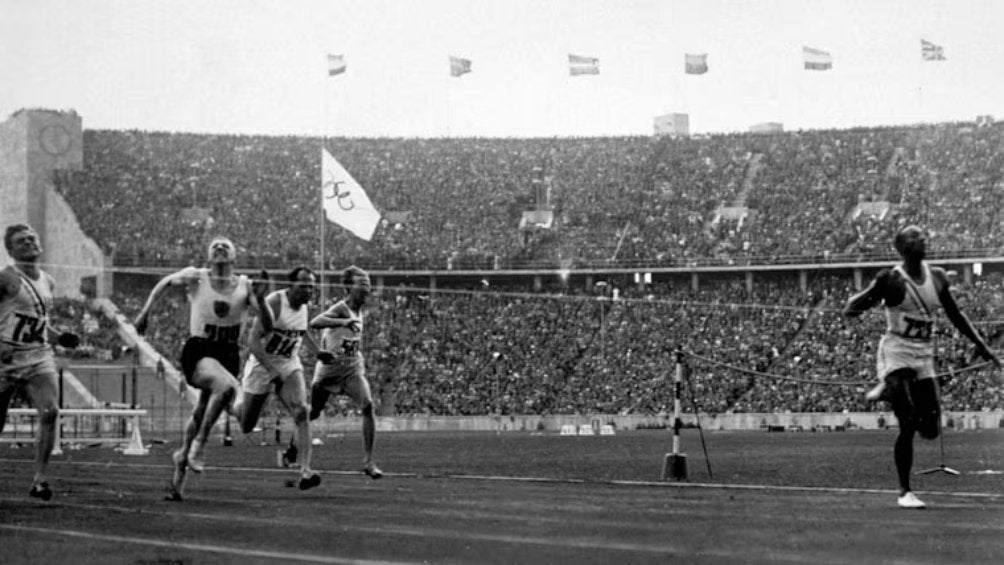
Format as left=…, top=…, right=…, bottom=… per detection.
left=2, top=408, right=149, bottom=456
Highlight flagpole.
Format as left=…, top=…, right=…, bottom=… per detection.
left=320, top=54, right=329, bottom=308
left=916, top=38, right=926, bottom=122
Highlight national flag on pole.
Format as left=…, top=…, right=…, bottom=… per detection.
left=321, top=149, right=381, bottom=241
left=685, top=53, right=708, bottom=75
left=921, top=39, right=946, bottom=61
left=802, top=46, right=832, bottom=70
left=449, top=55, right=472, bottom=77
left=569, top=54, right=600, bottom=76
left=327, top=54, right=347, bottom=76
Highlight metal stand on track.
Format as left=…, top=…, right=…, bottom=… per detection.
left=916, top=416, right=958, bottom=476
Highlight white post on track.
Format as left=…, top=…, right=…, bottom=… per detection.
left=663, top=349, right=688, bottom=481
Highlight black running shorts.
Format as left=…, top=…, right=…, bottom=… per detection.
left=180, top=337, right=240, bottom=383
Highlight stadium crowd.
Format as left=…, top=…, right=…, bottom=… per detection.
left=101, top=271, right=1004, bottom=417
left=37, top=120, right=1004, bottom=416
left=52, top=122, right=1004, bottom=270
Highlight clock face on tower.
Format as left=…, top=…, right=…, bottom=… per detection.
left=39, top=124, right=72, bottom=156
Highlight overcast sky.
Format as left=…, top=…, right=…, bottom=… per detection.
left=3, top=0, right=1002, bottom=137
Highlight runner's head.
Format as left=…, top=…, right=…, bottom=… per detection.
left=287, top=266, right=317, bottom=306
left=4, top=223, right=42, bottom=261
left=207, top=237, right=237, bottom=265
left=343, top=265, right=371, bottom=306
left=894, top=225, right=927, bottom=261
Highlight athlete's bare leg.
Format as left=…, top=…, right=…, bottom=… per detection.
left=0, top=384, right=18, bottom=434
left=168, top=389, right=209, bottom=500
left=186, top=358, right=239, bottom=472
left=25, top=370, right=59, bottom=499
left=236, top=389, right=270, bottom=434
left=277, top=371, right=318, bottom=489
left=345, top=377, right=381, bottom=478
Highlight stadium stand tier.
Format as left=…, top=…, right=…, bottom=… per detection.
left=52, top=122, right=1004, bottom=270
left=37, top=122, right=1004, bottom=416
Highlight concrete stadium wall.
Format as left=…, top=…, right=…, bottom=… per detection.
left=0, top=109, right=108, bottom=297
left=0, top=114, right=29, bottom=265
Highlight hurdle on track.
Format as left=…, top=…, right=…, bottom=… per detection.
left=2, top=408, right=149, bottom=456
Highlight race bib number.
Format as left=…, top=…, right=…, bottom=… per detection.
left=204, top=323, right=239, bottom=344
left=338, top=338, right=360, bottom=357
left=7, top=313, right=46, bottom=344
left=902, top=316, right=933, bottom=340
left=264, top=333, right=298, bottom=358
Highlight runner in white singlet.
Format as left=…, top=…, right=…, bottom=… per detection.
left=134, top=237, right=265, bottom=501
left=845, top=225, right=1000, bottom=509
left=0, top=224, right=79, bottom=501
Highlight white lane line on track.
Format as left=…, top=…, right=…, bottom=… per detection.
left=2, top=457, right=1003, bottom=500
left=0, top=501, right=840, bottom=563
left=442, top=474, right=1004, bottom=500
left=0, top=524, right=408, bottom=565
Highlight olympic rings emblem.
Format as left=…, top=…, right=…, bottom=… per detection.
left=323, top=172, right=355, bottom=211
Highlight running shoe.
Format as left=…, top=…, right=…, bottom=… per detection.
left=299, top=472, right=322, bottom=490
left=897, top=491, right=926, bottom=509
left=28, top=482, right=52, bottom=501
left=363, top=462, right=383, bottom=480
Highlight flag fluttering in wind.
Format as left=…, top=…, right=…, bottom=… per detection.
left=321, top=149, right=381, bottom=241
left=921, top=39, right=946, bottom=61
left=802, top=46, right=832, bottom=70
left=685, top=53, right=708, bottom=75
left=327, top=54, right=347, bottom=76
left=569, top=54, right=600, bottom=76
left=449, top=55, right=472, bottom=77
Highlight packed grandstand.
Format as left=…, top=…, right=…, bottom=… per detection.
left=38, top=122, right=1004, bottom=415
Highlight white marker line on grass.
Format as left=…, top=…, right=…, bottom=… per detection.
left=0, top=524, right=406, bottom=565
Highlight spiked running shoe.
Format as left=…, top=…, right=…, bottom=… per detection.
left=363, top=462, right=383, bottom=480
left=164, top=483, right=184, bottom=502
left=299, top=472, right=322, bottom=490
left=29, top=482, right=52, bottom=501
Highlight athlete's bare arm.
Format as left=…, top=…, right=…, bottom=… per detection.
left=0, top=268, right=21, bottom=302
left=251, top=289, right=280, bottom=335
left=133, top=267, right=201, bottom=334
left=34, top=274, right=79, bottom=348
left=310, top=303, right=358, bottom=330
left=249, top=271, right=273, bottom=331
left=844, top=268, right=897, bottom=317
left=932, top=267, right=1000, bottom=366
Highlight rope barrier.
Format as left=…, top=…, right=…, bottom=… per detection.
left=682, top=350, right=996, bottom=387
